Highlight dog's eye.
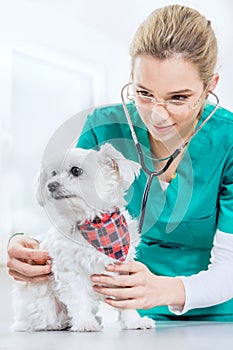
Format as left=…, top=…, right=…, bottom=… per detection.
left=70, top=167, right=83, bottom=177
left=51, top=171, right=57, bottom=177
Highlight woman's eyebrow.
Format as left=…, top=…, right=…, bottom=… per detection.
left=168, top=88, right=193, bottom=94
left=135, top=83, right=153, bottom=92
left=135, top=83, right=193, bottom=95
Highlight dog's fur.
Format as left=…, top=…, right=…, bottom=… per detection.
left=12, top=143, right=155, bottom=331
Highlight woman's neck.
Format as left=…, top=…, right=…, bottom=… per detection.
left=149, top=135, right=185, bottom=183
left=149, top=135, right=180, bottom=161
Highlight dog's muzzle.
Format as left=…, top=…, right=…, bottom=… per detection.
left=47, top=181, right=76, bottom=200
left=48, top=181, right=60, bottom=193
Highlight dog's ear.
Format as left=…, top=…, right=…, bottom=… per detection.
left=34, top=169, right=46, bottom=207
left=98, top=143, right=141, bottom=188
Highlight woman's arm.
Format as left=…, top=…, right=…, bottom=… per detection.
left=170, top=229, right=233, bottom=314
left=91, top=230, right=233, bottom=312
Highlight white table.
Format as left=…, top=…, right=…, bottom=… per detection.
left=1, top=322, right=233, bottom=350
left=1, top=267, right=232, bottom=350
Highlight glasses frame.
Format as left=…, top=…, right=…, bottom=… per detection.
left=121, top=82, right=219, bottom=234
left=127, top=83, right=210, bottom=114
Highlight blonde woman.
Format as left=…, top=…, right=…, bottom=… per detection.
left=7, top=5, right=233, bottom=321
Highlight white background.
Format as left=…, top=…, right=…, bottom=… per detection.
left=0, top=0, right=232, bottom=264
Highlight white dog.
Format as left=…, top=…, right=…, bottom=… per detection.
left=12, top=143, right=155, bottom=332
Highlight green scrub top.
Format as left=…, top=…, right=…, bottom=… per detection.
left=77, top=102, right=233, bottom=321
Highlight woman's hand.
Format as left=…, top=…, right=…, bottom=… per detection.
left=91, top=261, right=185, bottom=310
left=7, top=235, right=52, bottom=283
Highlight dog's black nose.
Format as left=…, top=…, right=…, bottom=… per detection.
left=48, top=181, right=60, bottom=193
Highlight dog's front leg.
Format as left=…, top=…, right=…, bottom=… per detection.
left=56, top=272, right=102, bottom=332
left=118, top=309, right=155, bottom=330
left=11, top=280, right=68, bottom=332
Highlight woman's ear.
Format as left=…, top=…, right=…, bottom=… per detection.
left=208, top=73, right=219, bottom=92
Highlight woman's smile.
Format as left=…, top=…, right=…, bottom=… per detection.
left=153, top=123, right=176, bottom=133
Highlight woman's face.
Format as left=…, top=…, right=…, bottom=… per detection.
left=132, top=55, right=207, bottom=145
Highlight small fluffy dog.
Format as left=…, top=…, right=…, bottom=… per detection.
left=12, top=143, right=155, bottom=331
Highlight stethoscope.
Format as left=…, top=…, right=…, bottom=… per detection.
left=120, top=82, right=220, bottom=233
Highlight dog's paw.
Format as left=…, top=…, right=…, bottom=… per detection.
left=70, top=318, right=102, bottom=332
left=120, top=316, right=155, bottom=330
left=11, top=322, right=29, bottom=332
left=10, top=321, right=40, bottom=332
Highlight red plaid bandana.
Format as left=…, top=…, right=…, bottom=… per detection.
left=77, top=210, right=130, bottom=261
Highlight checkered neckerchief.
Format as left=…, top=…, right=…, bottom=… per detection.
left=77, top=210, right=130, bottom=261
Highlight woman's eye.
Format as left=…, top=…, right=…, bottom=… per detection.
left=137, top=90, right=152, bottom=97
left=51, top=171, right=57, bottom=177
left=171, top=94, right=189, bottom=101
left=70, top=167, right=83, bottom=177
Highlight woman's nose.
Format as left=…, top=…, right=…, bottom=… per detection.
left=151, top=104, right=170, bottom=122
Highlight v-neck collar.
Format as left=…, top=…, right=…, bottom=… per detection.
left=129, top=102, right=216, bottom=235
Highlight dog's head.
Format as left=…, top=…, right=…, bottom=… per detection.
left=36, top=143, right=141, bottom=222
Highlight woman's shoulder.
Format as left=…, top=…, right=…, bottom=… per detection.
left=87, top=102, right=139, bottom=125
left=205, top=103, right=233, bottom=124
left=203, top=104, right=233, bottom=148
left=79, top=103, right=134, bottom=145
left=88, top=103, right=127, bottom=122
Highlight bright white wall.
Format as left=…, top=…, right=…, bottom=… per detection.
left=0, top=0, right=232, bottom=263
left=1, top=0, right=233, bottom=105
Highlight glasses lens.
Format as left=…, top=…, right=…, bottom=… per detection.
left=167, top=100, right=188, bottom=114
left=133, top=95, right=188, bottom=115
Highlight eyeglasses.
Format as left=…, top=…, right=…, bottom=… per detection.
left=126, top=84, right=209, bottom=115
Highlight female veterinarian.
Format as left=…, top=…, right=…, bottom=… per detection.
left=7, top=5, right=233, bottom=321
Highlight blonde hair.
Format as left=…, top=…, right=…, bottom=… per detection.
left=130, top=5, right=218, bottom=86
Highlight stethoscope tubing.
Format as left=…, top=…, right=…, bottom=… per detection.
left=121, top=82, right=220, bottom=233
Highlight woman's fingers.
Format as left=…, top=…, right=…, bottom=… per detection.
left=91, top=273, right=133, bottom=287
left=7, top=257, right=52, bottom=278
left=7, top=236, right=52, bottom=282
left=105, top=261, right=145, bottom=274
left=91, top=261, right=146, bottom=288
left=90, top=261, right=160, bottom=310
left=93, top=284, right=141, bottom=299
left=105, top=297, right=139, bottom=309
left=8, top=242, right=50, bottom=262
left=8, top=268, right=52, bottom=283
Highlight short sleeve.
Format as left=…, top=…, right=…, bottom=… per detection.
left=218, top=146, right=233, bottom=234
left=76, top=113, right=98, bottom=150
